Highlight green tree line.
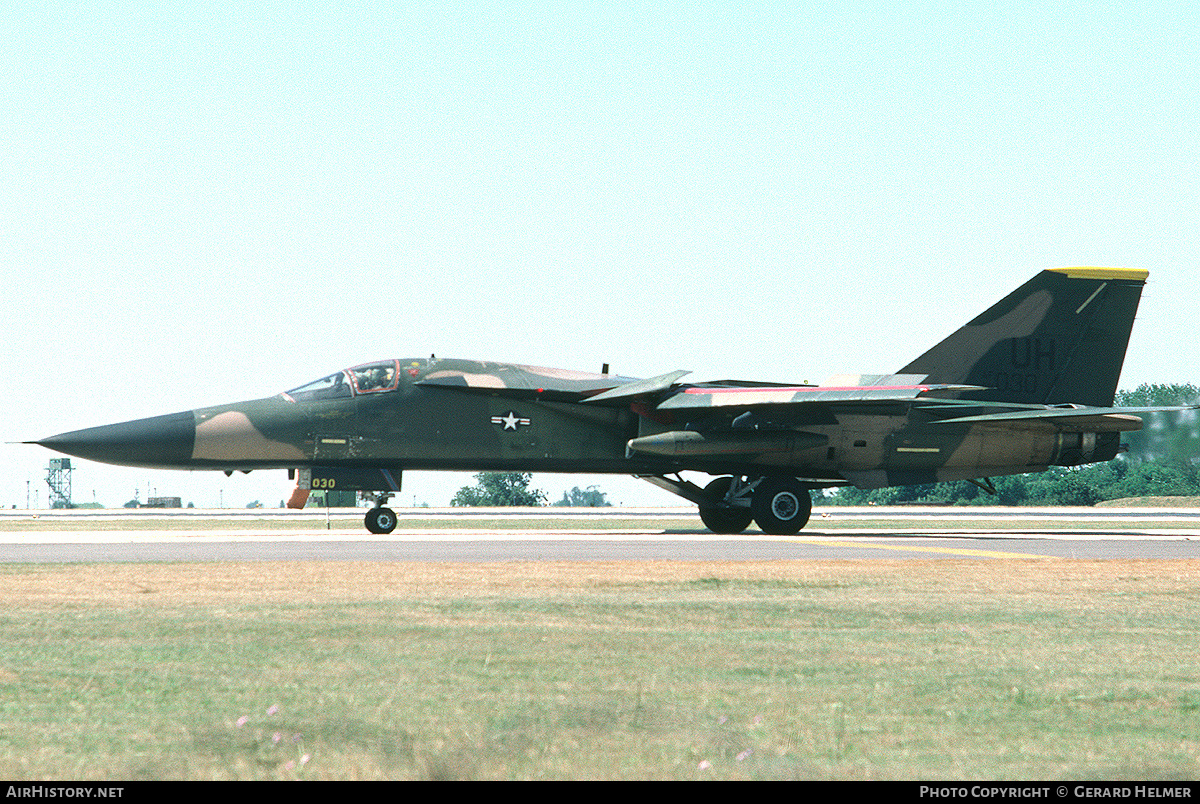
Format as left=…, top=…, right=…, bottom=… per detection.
left=451, top=472, right=548, bottom=507
left=450, top=473, right=612, bottom=507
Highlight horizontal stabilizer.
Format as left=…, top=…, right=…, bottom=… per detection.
left=931, top=407, right=1175, bottom=432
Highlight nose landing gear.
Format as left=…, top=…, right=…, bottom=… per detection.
left=292, top=468, right=404, bottom=534
left=365, top=493, right=398, bottom=534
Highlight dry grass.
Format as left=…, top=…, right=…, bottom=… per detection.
left=1, top=558, right=1197, bottom=608
left=2, top=559, right=1199, bottom=780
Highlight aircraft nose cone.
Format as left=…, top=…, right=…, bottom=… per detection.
left=33, top=411, right=196, bottom=468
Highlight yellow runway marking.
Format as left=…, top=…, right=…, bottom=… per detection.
left=790, top=538, right=1049, bottom=559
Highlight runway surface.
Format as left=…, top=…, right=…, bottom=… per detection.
left=3, top=506, right=1200, bottom=561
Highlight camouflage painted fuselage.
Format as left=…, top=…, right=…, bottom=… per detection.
left=41, top=361, right=626, bottom=471
left=40, top=355, right=1126, bottom=488
left=34, top=268, right=1176, bottom=534
left=226, top=359, right=643, bottom=474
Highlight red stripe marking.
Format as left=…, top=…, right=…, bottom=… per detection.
left=685, top=385, right=932, bottom=394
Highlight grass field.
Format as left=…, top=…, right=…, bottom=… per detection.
left=1, top=559, right=1198, bottom=780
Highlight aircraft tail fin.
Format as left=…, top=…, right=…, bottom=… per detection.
left=898, top=268, right=1148, bottom=407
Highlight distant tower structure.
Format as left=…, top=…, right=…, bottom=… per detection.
left=46, top=458, right=73, bottom=509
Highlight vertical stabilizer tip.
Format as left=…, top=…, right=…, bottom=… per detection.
left=1047, top=267, right=1149, bottom=281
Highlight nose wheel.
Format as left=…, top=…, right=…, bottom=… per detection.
left=365, top=506, right=397, bottom=534
left=364, top=492, right=397, bottom=534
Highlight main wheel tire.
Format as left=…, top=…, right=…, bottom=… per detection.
left=698, top=477, right=753, bottom=534
left=365, top=506, right=397, bottom=534
left=751, top=477, right=811, bottom=535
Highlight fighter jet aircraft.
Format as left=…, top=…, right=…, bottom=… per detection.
left=33, top=267, right=1174, bottom=535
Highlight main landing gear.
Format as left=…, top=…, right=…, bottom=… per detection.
left=644, top=474, right=812, bottom=535
left=749, top=476, right=812, bottom=535
left=702, top=475, right=811, bottom=535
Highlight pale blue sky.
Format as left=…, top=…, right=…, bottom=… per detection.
left=3, top=2, right=1198, bottom=508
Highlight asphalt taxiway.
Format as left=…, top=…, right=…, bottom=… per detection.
left=3, top=506, right=1200, bottom=562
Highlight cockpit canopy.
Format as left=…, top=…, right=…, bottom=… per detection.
left=284, top=360, right=400, bottom=402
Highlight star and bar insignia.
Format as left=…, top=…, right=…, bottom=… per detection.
left=491, top=411, right=532, bottom=431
